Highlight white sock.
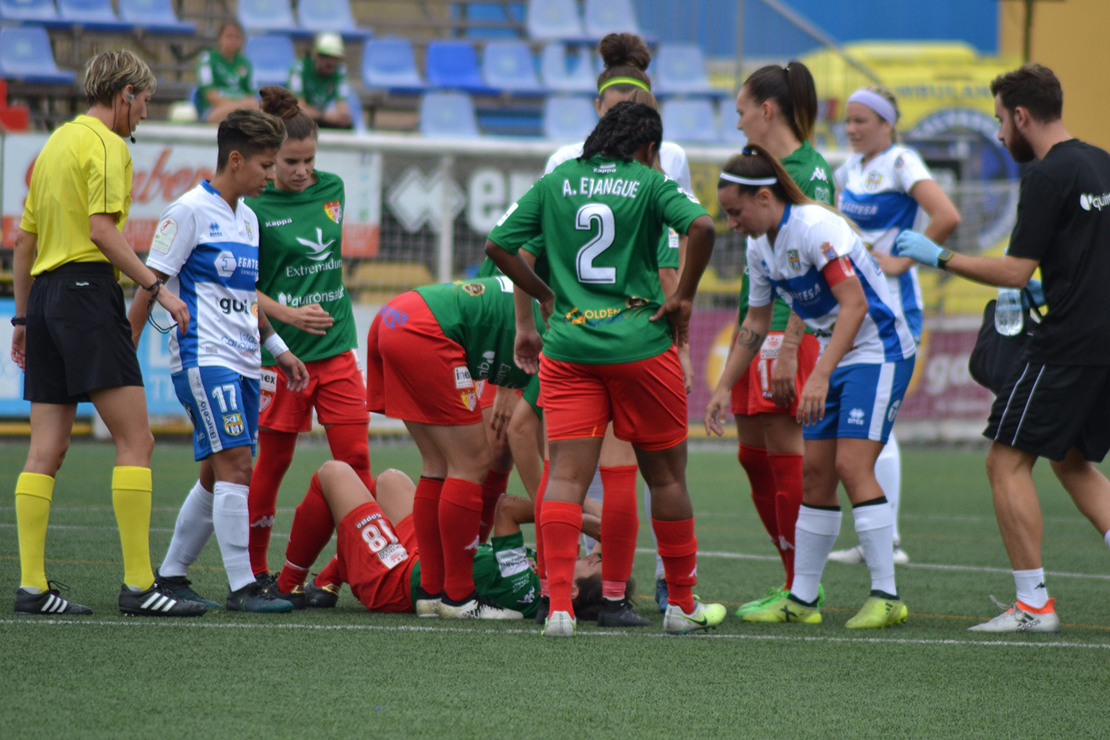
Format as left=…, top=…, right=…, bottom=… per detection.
left=875, top=435, right=902, bottom=544
left=160, top=480, right=214, bottom=578
left=853, top=498, right=897, bottom=596
left=1104, top=530, right=1110, bottom=550
left=1014, top=568, right=1049, bottom=609
left=212, top=481, right=255, bottom=592
left=581, top=468, right=604, bottom=552
left=791, top=505, right=842, bottom=604
left=643, top=481, right=664, bottom=579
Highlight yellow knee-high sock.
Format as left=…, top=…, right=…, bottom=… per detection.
left=112, top=466, right=154, bottom=590
left=16, top=472, right=54, bottom=591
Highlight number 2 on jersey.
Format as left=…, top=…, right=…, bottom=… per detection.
left=575, top=203, right=616, bottom=284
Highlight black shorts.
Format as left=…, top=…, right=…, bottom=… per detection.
left=983, top=362, right=1110, bottom=462
left=24, top=262, right=144, bottom=404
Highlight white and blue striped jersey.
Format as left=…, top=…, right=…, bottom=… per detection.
left=746, top=203, right=916, bottom=366
left=834, top=145, right=932, bottom=340
left=146, top=181, right=262, bottom=379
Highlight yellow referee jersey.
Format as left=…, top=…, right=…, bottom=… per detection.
left=19, top=114, right=133, bottom=276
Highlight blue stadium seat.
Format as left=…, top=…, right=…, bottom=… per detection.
left=245, top=35, right=295, bottom=88
left=482, top=40, right=545, bottom=96
left=543, top=95, right=596, bottom=141
left=526, top=0, right=586, bottom=43
left=118, top=0, right=194, bottom=34
left=654, top=43, right=718, bottom=98
left=0, top=0, right=69, bottom=27
left=0, top=26, right=76, bottom=84
left=717, top=97, right=747, bottom=146
left=540, top=43, right=596, bottom=94
left=296, top=0, right=370, bottom=40
left=57, top=0, right=133, bottom=32
left=361, top=37, right=426, bottom=94
left=583, top=0, right=653, bottom=41
left=460, top=2, right=524, bottom=40
left=425, top=40, right=496, bottom=95
left=661, top=98, right=718, bottom=144
left=237, top=0, right=306, bottom=37
left=419, top=91, right=480, bottom=138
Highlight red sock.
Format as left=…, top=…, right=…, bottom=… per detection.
left=248, top=429, right=298, bottom=576
left=277, top=473, right=334, bottom=593
left=535, top=460, right=550, bottom=596
left=315, top=556, right=342, bottom=588
left=739, top=444, right=779, bottom=548
left=325, top=422, right=373, bottom=495
left=439, top=477, right=484, bottom=601
left=541, top=500, right=582, bottom=616
left=652, top=517, right=697, bottom=613
left=412, top=477, right=445, bottom=595
left=599, top=465, right=638, bottom=599
left=478, top=468, right=511, bottom=543
left=768, top=452, right=804, bottom=590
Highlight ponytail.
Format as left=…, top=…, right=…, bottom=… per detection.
left=742, top=60, right=818, bottom=143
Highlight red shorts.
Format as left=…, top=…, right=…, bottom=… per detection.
left=259, top=350, right=369, bottom=433
left=336, top=503, right=419, bottom=614
left=539, top=346, right=686, bottom=451
left=366, top=292, right=482, bottom=425
left=731, top=332, right=820, bottom=416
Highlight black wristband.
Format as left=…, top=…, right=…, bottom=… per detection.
left=937, top=248, right=954, bottom=270
left=142, top=277, right=163, bottom=298
left=10, top=316, right=26, bottom=326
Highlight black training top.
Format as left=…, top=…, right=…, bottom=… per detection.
left=1008, top=139, right=1110, bottom=365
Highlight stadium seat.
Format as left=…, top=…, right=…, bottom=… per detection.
left=482, top=40, right=545, bottom=96
left=717, top=97, right=747, bottom=146
left=0, top=0, right=69, bottom=27
left=245, top=35, right=296, bottom=88
left=419, top=91, right=480, bottom=138
left=0, top=26, right=76, bottom=84
left=361, top=37, right=426, bottom=94
left=583, top=0, right=653, bottom=41
left=540, top=43, right=596, bottom=94
left=661, top=98, right=718, bottom=144
left=237, top=0, right=306, bottom=37
left=460, top=2, right=523, bottom=40
left=654, top=43, right=718, bottom=98
left=542, top=95, right=596, bottom=141
left=424, top=40, right=497, bottom=95
left=525, top=0, right=586, bottom=43
left=57, top=0, right=133, bottom=32
left=295, top=0, right=370, bottom=40
left=118, top=0, right=194, bottom=34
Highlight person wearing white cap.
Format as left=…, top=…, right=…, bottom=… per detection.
left=289, top=32, right=353, bottom=129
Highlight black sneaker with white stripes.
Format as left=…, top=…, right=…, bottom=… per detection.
left=119, top=582, right=207, bottom=617
left=14, top=582, right=92, bottom=615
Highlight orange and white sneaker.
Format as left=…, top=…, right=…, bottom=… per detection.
left=968, top=596, right=1061, bottom=633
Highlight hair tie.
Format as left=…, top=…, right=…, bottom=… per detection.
left=847, top=88, right=898, bottom=125
left=719, top=173, right=777, bottom=186
left=598, top=76, right=651, bottom=94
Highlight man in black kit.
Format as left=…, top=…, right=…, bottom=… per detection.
left=896, top=64, right=1110, bottom=633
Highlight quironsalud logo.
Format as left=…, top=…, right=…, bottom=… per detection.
left=1080, top=192, right=1110, bottom=211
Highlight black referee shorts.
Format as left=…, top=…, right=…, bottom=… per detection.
left=983, top=362, right=1110, bottom=462
left=24, top=262, right=144, bottom=404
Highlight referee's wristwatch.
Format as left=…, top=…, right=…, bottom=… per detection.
left=10, top=316, right=26, bottom=327
left=936, top=248, right=954, bottom=270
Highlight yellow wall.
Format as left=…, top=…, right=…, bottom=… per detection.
left=999, top=0, right=1110, bottom=149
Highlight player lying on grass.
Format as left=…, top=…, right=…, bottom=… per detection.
left=257, top=460, right=623, bottom=621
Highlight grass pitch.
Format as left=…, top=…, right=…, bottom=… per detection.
left=1, top=439, right=1108, bottom=737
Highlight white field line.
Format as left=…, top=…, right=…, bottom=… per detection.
left=0, top=617, right=1108, bottom=650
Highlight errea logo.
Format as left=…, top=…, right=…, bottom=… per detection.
left=1080, top=192, right=1110, bottom=211
left=848, top=408, right=866, bottom=425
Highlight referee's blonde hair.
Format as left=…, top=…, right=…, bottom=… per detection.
left=83, top=50, right=157, bottom=107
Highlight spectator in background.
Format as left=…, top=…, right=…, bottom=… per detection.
left=289, top=32, right=353, bottom=129
left=196, top=20, right=258, bottom=124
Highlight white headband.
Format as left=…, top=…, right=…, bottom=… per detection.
left=719, top=173, right=777, bottom=186
left=848, top=89, right=898, bottom=125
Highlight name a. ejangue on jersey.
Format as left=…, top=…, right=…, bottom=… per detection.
left=563, top=178, right=641, bottom=199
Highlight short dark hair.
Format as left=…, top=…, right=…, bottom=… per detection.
left=216, top=109, right=286, bottom=170
left=990, top=64, right=1063, bottom=122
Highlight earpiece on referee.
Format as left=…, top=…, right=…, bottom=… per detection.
left=125, top=92, right=134, bottom=103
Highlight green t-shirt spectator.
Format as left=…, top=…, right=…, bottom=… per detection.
left=288, top=55, right=350, bottom=113
left=195, top=50, right=253, bottom=119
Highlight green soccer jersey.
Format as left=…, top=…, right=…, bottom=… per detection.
left=415, top=277, right=544, bottom=391
left=737, top=140, right=835, bottom=331
left=289, top=56, right=350, bottom=112
left=410, top=532, right=540, bottom=617
left=195, top=50, right=253, bottom=118
left=488, top=155, right=708, bottom=365
left=246, top=171, right=358, bottom=365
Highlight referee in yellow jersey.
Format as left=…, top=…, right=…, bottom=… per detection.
left=10, top=51, right=205, bottom=617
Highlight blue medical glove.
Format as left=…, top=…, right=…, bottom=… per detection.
left=893, top=231, right=943, bottom=267
left=1024, top=278, right=1044, bottom=308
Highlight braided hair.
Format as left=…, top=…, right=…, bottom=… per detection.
left=579, top=101, right=662, bottom=162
